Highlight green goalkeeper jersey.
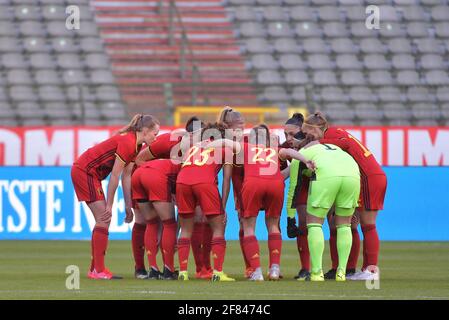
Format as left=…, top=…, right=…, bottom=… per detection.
left=298, top=143, right=360, bottom=181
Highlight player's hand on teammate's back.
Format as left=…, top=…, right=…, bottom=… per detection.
left=287, top=217, right=300, bottom=238
left=124, top=206, right=134, bottom=223
left=305, top=160, right=316, bottom=171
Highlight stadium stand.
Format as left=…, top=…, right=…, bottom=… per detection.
left=91, top=0, right=257, bottom=122
left=0, top=0, right=127, bottom=126
left=225, top=0, right=449, bottom=125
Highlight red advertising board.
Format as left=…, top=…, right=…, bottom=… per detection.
left=0, top=126, right=448, bottom=166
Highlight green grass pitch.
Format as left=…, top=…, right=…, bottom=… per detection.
left=0, top=240, right=448, bottom=300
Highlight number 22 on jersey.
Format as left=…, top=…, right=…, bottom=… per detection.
left=251, top=147, right=277, bottom=164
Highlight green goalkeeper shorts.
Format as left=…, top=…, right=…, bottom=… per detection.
left=307, top=176, right=360, bottom=219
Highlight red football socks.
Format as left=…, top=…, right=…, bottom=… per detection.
left=211, top=237, right=226, bottom=272
left=268, top=233, right=282, bottom=267
left=161, top=218, right=177, bottom=272
left=131, top=223, right=146, bottom=271
left=243, top=235, right=261, bottom=270
left=202, top=223, right=213, bottom=271
left=191, top=222, right=204, bottom=272
left=177, top=237, right=191, bottom=272
left=239, top=228, right=251, bottom=269
left=92, top=226, right=109, bottom=273
left=298, top=226, right=310, bottom=271
left=145, top=217, right=160, bottom=270
left=361, top=224, right=380, bottom=270
left=347, top=228, right=361, bottom=270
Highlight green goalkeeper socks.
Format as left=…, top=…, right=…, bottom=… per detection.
left=336, top=224, right=353, bottom=272
left=307, top=223, right=324, bottom=274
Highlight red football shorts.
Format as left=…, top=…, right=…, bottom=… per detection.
left=71, top=165, right=105, bottom=203
left=132, top=167, right=173, bottom=203
left=241, top=177, right=284, bottom=218
left=359, top=174, right=387, bottom=211
left=176, top=183, right=224, bottom=216
left=234, top=191, right=244, bottom=217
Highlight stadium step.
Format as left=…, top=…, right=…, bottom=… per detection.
left=92, top=0, right=257, bottom=122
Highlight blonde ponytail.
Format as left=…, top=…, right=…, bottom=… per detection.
left=217, top=106, right=243, bottom=128
left=118, top=114, right=159, bottom=134
left=303, top=111, right=328, bottom=131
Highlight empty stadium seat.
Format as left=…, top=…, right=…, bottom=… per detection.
left=285, top=70, right=309, bottom=85
left=330, top=38, right=358, bottom=54
left=279, top=54, right=306, bottom=70
left=233, top=7, right=258, bottom=22
left=392, top=54, right=415, bottom=69
left=263, top=6, right=287, bottom=21
left=262, top=86, right=289, bottom=102
left=341, top=71, right=366, bottom=85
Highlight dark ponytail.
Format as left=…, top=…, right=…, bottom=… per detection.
left=285, top=113, right=304, bottom=127
left=249, top=123, right=271, bottom=147
left=185, top=116, right=204, bottom=133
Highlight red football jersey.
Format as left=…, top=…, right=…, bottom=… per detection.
left=177, top=146, right=231, bottom=185
left=142, top=158, right=181, bottom=176
left=320, top=127, right=385, bottom=176
left=242, top=143, right=283, bottom=180
left=75, top=131, right=142, bottom=180
left=148, top=132, right=183, bottom=159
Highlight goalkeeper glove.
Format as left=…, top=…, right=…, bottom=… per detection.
left=287, top=217, right=299, bottom=238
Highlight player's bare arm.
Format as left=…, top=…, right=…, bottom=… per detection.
left=222, top=164, right=233, bottom=224
left=122, top=162, right=135, bottom=223
left=104, top=156, right=127, bottom=220
left=279, top=149, right=316, bottom=171
left=135, top=147, right=155, bottom=166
